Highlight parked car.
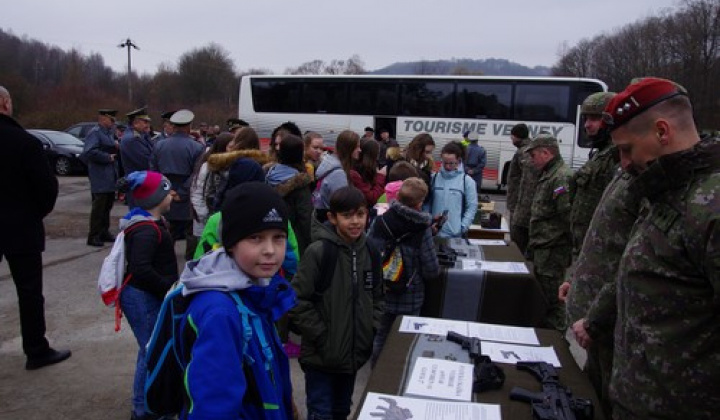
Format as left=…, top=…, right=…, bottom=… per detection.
left=28, top=129, right=87, bottom=176
left=64, top=122, right=97, bottom=141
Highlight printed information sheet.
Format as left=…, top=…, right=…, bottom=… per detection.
left=357, top=392, right=502, bottom=420
left=460, top=260, right=530, bottom=274
left=399, top=316, right=469, bottom=336
left=468, top=239, right=507, bottom=246
left=466, top=322, right=539, bottom=346
left=481, top=342, right=561, bottom=367
left=405, top=357, right=474, bottom=401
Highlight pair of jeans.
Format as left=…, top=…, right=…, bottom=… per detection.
left=303, top=365, right=357, bottom=420
left=120, top=285, right=161, bottom=417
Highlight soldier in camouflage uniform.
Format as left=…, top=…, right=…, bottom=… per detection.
left=526, top=134, right=573, bottom=331
left=564, top=171, right=640, bottom=418
left=604, top=77, right=720, bottom=418
left=506, top=123, right=537, bottom=255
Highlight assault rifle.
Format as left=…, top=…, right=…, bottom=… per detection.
left=446, top=331, right=505, bottom=392
left=510, top=361, right=594, bottom=420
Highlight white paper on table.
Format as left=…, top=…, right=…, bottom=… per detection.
left=461, top=260, right=529, bottom=274
left=404, top=357, right=474, bottom=401
left=466, top=322, right=540, bottom=346
left=357, top=392, right=502, bottom=420
left=468, top=239, right=507, bottom=246
left=399, top=315, right=469, bottom=336
left=481, top=341, right=561, bottom=367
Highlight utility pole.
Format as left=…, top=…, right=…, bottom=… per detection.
left=118, top=38, right=139, bottom=104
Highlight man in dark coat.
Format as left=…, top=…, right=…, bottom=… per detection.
left=119, top=107, right=154, bottom=207
left=83, top=109, right=119, bottom=246
left=0, top=86, right=71, bottom=369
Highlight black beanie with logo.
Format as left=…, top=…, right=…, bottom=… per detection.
left=221, top=182, right=289, bottom=252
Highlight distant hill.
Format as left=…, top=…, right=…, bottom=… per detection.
left=371, top=58, right=551, bottom=76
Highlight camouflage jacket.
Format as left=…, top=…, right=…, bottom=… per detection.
left=508, top=139, right=539, bottom=228
left=611, top=138, right=720, bottom=418
left=568, top=141, right=620, bottom=258
left=528, top=155, right=573, bottom=250
left=565, top=171, right=639, bottom=330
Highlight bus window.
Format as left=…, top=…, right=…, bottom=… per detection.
left=456, top=82, right=511, bottom=119
left=300, top=81, right=348, bottom=114
left=514, top=84, right=571, bottom=122
left=400, top=81, right=455, bottom=117
left=349, top=81, right=398, bottom=115
left=251, top=79, right=300, bottom=113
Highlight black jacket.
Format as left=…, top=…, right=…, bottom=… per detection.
left=0, top=114, right=58, bottom=254
left=124, top=219, right=178, bottom=299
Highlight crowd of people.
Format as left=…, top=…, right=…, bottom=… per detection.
left=1, top=74, right=718, bottom=420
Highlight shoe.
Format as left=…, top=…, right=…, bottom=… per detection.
left=100, top=232, right=116, bottom=242
left=87, top=237, right=104, bottom=247
left=26, top=348, right=71, bottom=370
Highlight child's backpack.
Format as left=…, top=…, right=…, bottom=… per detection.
left=97, top=221, right=160, bottom=331
left=375, top=217, right=419, bottom=294
left=311, top=167, right=341, bottom=209
left=144, top=284, right=265, bottom=417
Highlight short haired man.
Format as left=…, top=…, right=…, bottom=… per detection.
left=362, top=126, right=375, bottom=140
left=526, top=133, right=573, bottom=331
left=83, top=109, right=120, bottom=246
left=464, top=132, right=486, bottom=193
left=603, top=78, right=720, bottom=418
left=376, top=128, right=398, bottom=169
left=0, top=86, right=71, bottom=369
left=506, top=123, right=537, bottom=255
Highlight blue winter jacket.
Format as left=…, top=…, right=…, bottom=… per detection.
left=427, top=166, right=478, bottom=238
left=178, top=249, right=296, bottom=420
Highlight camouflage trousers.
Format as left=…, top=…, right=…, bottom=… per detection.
left=532, top=246, right=571, bottom=331
left=586, top=336, right=614, bottom=419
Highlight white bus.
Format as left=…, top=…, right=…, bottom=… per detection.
left=238, top=75, right=607, bottom=189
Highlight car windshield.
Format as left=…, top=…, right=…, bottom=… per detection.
left=40, top=131, right=85, bottom=146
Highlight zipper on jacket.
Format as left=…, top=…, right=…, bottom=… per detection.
left=351, top=248, right=358, bottom=371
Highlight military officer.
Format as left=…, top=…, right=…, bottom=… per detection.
left=506, top=123, right=537, bottom=254
left=83, top=109, right=119, bottom=247
left=526, top=133, right=573, bottom=331
left=604, top=77, right=720, bottom=418
left=158, top=110, right=176, bottom=139
left=151, top=109, right=204, bottom=259
left=226, top=117, right=249, bottom=135
left=119, top=108, right=154, bottom=207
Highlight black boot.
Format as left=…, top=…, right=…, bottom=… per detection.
left=87, top=236, right=104, bottom=247
left=26, top=348, right=72, bottom=370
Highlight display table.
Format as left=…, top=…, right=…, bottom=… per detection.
left=422, top=240, right=547, bottom=327
left=356, top=318, right=605, bottom=420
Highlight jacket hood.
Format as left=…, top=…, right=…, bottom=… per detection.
left=315, top=154, right=342, bottom=179
left=377, top=202, right=431, bottom=240
left=180, top=248, right=266, bottom=296
left=207, top=149, right=270, bottom=172
left=272, top=171, right=312, bottom=197
left=119, top=207, right=156, bottom=230
left=439, top=165, right=464, bottom=179
left=266, top=163, right=300, bottom=186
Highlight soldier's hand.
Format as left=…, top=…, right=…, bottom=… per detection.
left=572, top=318, right=593, bottom=349
left=558, top=281, right=571, bottom=302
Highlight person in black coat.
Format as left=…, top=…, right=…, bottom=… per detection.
left=0, top=86, right=71, bottom=370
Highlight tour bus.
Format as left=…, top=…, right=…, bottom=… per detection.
left=238, top=74, right=607, bottom=189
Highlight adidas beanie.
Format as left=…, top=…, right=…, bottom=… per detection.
left=221, top=182, right=289, bottom=251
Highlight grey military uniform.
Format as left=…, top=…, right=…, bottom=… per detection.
left=151, top=133, right=204, bottom=221
left=611, top=139, right=720, bottom=419
left=83, top=125, right=117, bottom=193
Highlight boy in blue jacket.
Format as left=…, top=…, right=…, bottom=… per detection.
left=177, top=182, right=296, bottom=419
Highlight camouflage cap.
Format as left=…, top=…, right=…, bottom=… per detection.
left=525, top=133, right=558, bottom=152
left=603, top=77, right=688, bottom=131
left=581, top=92, right=616, bottom=116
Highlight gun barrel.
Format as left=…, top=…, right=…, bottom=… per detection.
left=446, top=331, right=466, bottom=345
left=509, top=386, right=544, bottom=403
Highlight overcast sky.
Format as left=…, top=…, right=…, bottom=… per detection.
left=2, top=0, right=680, bottom=75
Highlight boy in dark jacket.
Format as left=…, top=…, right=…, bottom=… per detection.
left=118, top=170, right=178, bottom=420
left=291, top=186, right=384, bottom=420
left=367, top=177, right=440, bottom=366
left=177, top=182, right=296, bottom=419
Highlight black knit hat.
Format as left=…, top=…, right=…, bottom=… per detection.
left=221, top=182, right=288, bottom=251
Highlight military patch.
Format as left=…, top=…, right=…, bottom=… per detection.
left=553, top=185, right=568, bottom=198
left=647, top=203, right=679, bottom=233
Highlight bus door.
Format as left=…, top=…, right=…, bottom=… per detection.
left=374, top=117, right=397, bottom=141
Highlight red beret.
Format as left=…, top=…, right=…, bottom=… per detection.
left=603, top=77, right=687, bottom=131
